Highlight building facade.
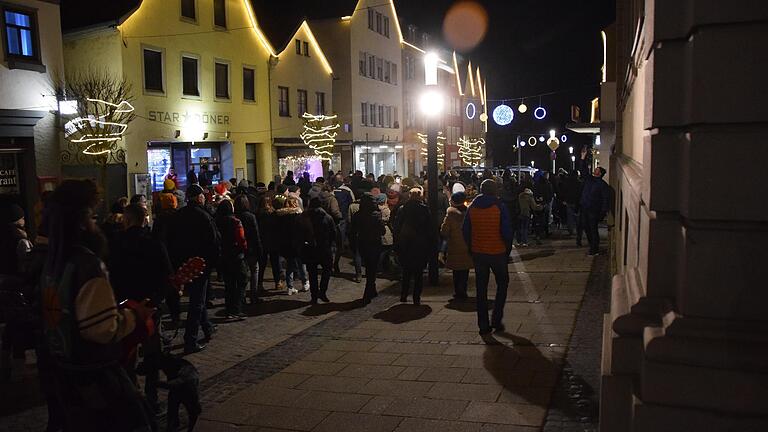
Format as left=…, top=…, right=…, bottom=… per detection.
left=0, top=0, right=64, bottom=223
left=62, top=0, right=274, bottom=199
left=601, top=1, right=768, bottom=431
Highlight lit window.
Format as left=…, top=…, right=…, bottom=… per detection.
left=4, top=10, right=35, bottom=58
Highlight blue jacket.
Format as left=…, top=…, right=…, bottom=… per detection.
left=580, top=176, right=610, bottom=215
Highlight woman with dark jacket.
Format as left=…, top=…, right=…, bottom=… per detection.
left=393, top=188, right=436, bottom=305
left=273, top=196, right=304, bottom=295
left=350, top=194, right=385, bottom=304
left=299, top=198, right=337, bottom=304
left=234, top=195, right=262, bottom=304
left=256, top=192, right=282, bottom=290
left=214, top=200, right=249, bottom=319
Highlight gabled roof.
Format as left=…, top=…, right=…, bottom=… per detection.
left=248, top=0, right=307, bottom=53
left=61, top=0, right=141, bottom=32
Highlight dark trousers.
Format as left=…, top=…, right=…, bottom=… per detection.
left=453, top=269, right=469, bottom=297
left=184, top=273, right=213, bottom=347
left=222, top=266, right=247, bottom=315
left=359, top=245, right=381, bottom=300
left=247, top=255, right=260, bottom=300
left=472, top=253, right=510, bottom=331
left=307, top=257, right=332, bottom=300
left=258, top=251, right=281, bottom=288
left=166, top=381, right=201, bottom=432
left=401, top=264, right=426, bottom=301
left=581, top=211, right=601, bottom=254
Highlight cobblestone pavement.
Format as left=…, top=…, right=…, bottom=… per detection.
left=0, top=232, right=609, bottom=432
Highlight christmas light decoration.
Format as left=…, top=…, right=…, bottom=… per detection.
left=539, top=136, right=545, bottom=142
left=547, top=136, right=560, bottom=151
left=534, top=106, right=547, bottom=120
left=479, top=112, right=488, bottom=122
left=63, top=98, right=135, bottom=155
left=493, top=104, right=514, bottom=126
left=419, top=131, right=446, bottom=167
left=561, top=134, right=568, bottom=143
left=528, top=136, right=537, bottom=146
left=300, top=113, right=339, bottom=161
left=465, top=102, right=476, bottom=120
left=518, top=102, right=527, bottom=113
left=457, top=137, right=484, bottom=166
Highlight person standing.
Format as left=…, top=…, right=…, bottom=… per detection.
left=350, top=194, right=385, bottom=304
left=167, top=185, right=220, bottom=354
left=300, top=198, right=336, bottom=304
left=273, top=196, right=304, bottom=295
left=215, top=200, right=249, bottom=319
left=517, top=187, right=542, bottom=247
left=440, top=192, right=473, bottom=299
left=462, top=179, right=513, bottom=335
left=333, top=178, right=355, bottom=274
left=255, top=193, right=281, bottom=291
left=578, top=148, right=610, bottom=255
left=393, top=188, right=436, bottom=305
left=234, top=195, right=263, bottom=305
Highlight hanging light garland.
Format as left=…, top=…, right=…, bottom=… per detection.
left=418, top=132, right=446, bottom=167
left=457, top=137, right=484, bottom=167
left=300, top=113, right=340, bottom=161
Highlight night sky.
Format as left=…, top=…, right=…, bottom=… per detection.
left=396, top=0, right=616, bottom=169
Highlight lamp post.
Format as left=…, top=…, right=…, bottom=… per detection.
left=421, top=52, right=443, bottom=286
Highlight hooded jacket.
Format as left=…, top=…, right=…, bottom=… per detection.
left=299, top=206, right=336, bottom=263
left=333, top=185, right=355, bottom=221
left=440, top=206, right=473, bottom=270
left=462, top=194, right=513, bottom=255
left=309, top=183, right=342, bottom=222
left=580, top=176, right=610, bottom=215
left=393, top=200, right=436, bottom=267
left=273, top=206, right=303, bottom=259
left=518, top=188, right=543, bottom=218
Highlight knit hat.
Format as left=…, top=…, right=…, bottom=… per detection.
left=163, top=178, right=176, bottom=191
left=451, top=192, right=466, bottom=205
left=186, top=184, right=204, bottom=198
left=480, top=179, right=498, bottom=196
left=452, top=182, right=466, bottom=194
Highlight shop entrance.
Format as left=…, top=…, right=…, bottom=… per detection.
left=147, top=141, right=231, bottom=191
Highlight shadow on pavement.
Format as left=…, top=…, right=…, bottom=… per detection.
left=510, top=249, right=556, bottom=262
left=242, top=299, right=309, bottom=317
left=301, top=299, right=365, bottom=316
left=445, top=297, right=492, bottom=313
left=373, top=304, right=432, bottom=324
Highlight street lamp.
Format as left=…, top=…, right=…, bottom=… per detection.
left=571, top=155, right=576, bottom=170
left=422, top=52, right=443, bottom=286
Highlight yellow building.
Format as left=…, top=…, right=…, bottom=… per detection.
left=62, top=0, right=275, bottom=196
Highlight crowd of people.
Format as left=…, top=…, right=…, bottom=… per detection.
left=0, top=146, right=609, bottom=430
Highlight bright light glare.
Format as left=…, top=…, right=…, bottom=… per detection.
left=59, top=100, right=78, bottom=115
left=549, top=129, right=556, bottom=138
left=518, top=103, right=527, bottom=113
left=419, top=90, right=444, bottom=116
left=424, top=52, right=439, bottom=86
left=569, top=146, right=573, bottom=154
left=183, top=118, right=205, bottom=141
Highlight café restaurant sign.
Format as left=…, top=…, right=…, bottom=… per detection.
left=0, top=154, right=19, bottom=194
left=147, top=110, right=231, bottom=127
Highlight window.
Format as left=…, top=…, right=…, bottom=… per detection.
left=181, top=0, right=196, bottom=21
left=386, top=106, right=392, bottom=128
left=369, top=104, right=376, bottom=126
left=295, top=39, right=301, bottom=54
left=215, top=61, right=229, bottom=99
left=303, top=41, right=309, bottom=57
left=3, top=10, right=35, bottom=58
left=376, top=58, right=383, bottom=81
left=359, top=52, right=367, bottom=76
left=316, top=92, right=325, bottom=115
left=368, top=55, right=375, bottom=78
left=278, top=86, right=290, bottom=117
left=214, top=0, right=226, bottom=28
left=367, top=9, right=374, bottom=30
left=243, top=67, right=255, bottom=101
left=378, top=105, right=384, bottom=127
left=143, top=48, right=163, bottom=92
left=392, top=63, right=398, bottom=85
left=383, top=16, right=390, bottom=37
left=297, top=89, right=308, bottom=115
left=181, top=55, right=199, bottom=96
left=375, top=12, right=382, bottom=33
left=361, top=102, right=368, bottom=125
left=384, top=60, right=390, bottom=83
left=393, top=107, right=399, bottom=128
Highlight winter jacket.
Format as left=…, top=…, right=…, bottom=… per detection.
left=273, top=207, right=303, bottom=259
left=109, top=226, right=173, bottom=305
left=533, top=179, right=553, bottom=204
left=166, top=202, right=221, bottom=268
left=440, top=206, right=473, bottom=270
left=299, top=207, right=337, bottom=263
left=235, top=209, right=262, bottom=259
left=560, top=176, right=583, bottom=206
left=580, top=176, right=610, bottom=216
left=309, top=183, right=342, bottom=222
left=518, top=188, right=543, bottom=218
left=256, top=210, right=277, bottom=254
left=350, top=207, right=385, bottom=251
left=462, top=194, right=513, bottom=255
left=393, top=200, right=437, bottom=268
left=215, top=213, right=247, bottom=261
left=379, top=204, right=394, bottom=246
left=333, top=185, right=355, bottom=221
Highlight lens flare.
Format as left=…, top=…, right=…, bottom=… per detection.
left=443, top=1, right=488, bottom=52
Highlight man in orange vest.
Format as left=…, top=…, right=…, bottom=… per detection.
left=463, top=179, right=513, bottom=335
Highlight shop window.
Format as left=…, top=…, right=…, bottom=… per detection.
left=181, top=55, right=199, bottom=97
left=143, top=48, right=164, bottom=93
left=297, top=89, right=308, bottom=115
left=278, top=86, right=290, bottom=117
left=213, top=0, right=226, bottom=28
left=215, top=61, right=229, bottom=99
left=243, top=67, right=255, bottom=102
left=181, top=0, right=196, bottom=21
left=316, top=92, right=325, bottom=115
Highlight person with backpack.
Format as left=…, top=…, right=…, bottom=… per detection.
left=300, top=197, right=337, bottom=304
left=215, top=200, right=249, bottom=319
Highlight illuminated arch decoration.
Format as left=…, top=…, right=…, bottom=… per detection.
left=534, top=106, right=547, bottom=120
left=419, top=132, right=446, bottom=167
left=300, top=113, right=340, bottom=161
left=539, top=136, right=545, bottom=142
left=528, top=136, right=538, bottom=147
left=518, top=102, right=527, bottom=113
left=492, top=104, right=514, bottom=126
left=479, top=112, right=488, bottom=122
left=457, top=137, right=485, bottom=167
left=465, top=102, right=476, bottom=120
left=561, top=134, right=568, bottom=142
left=63, top=98, right=135, bottom=155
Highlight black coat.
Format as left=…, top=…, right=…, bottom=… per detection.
left=273, top=207, right=303, bottom=259
left=256, top=210, right=278, bottom=254
left=108, top=226, right=173, bottom=304
left=235, top=209, right=262, bottom=259
left=299, top=207, right=336, bottom=263
left=166, top=202, right=221, bottom=268
left=350, top=208, right=385, bottom=251
left=393, top=200, right=437, bottom=267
